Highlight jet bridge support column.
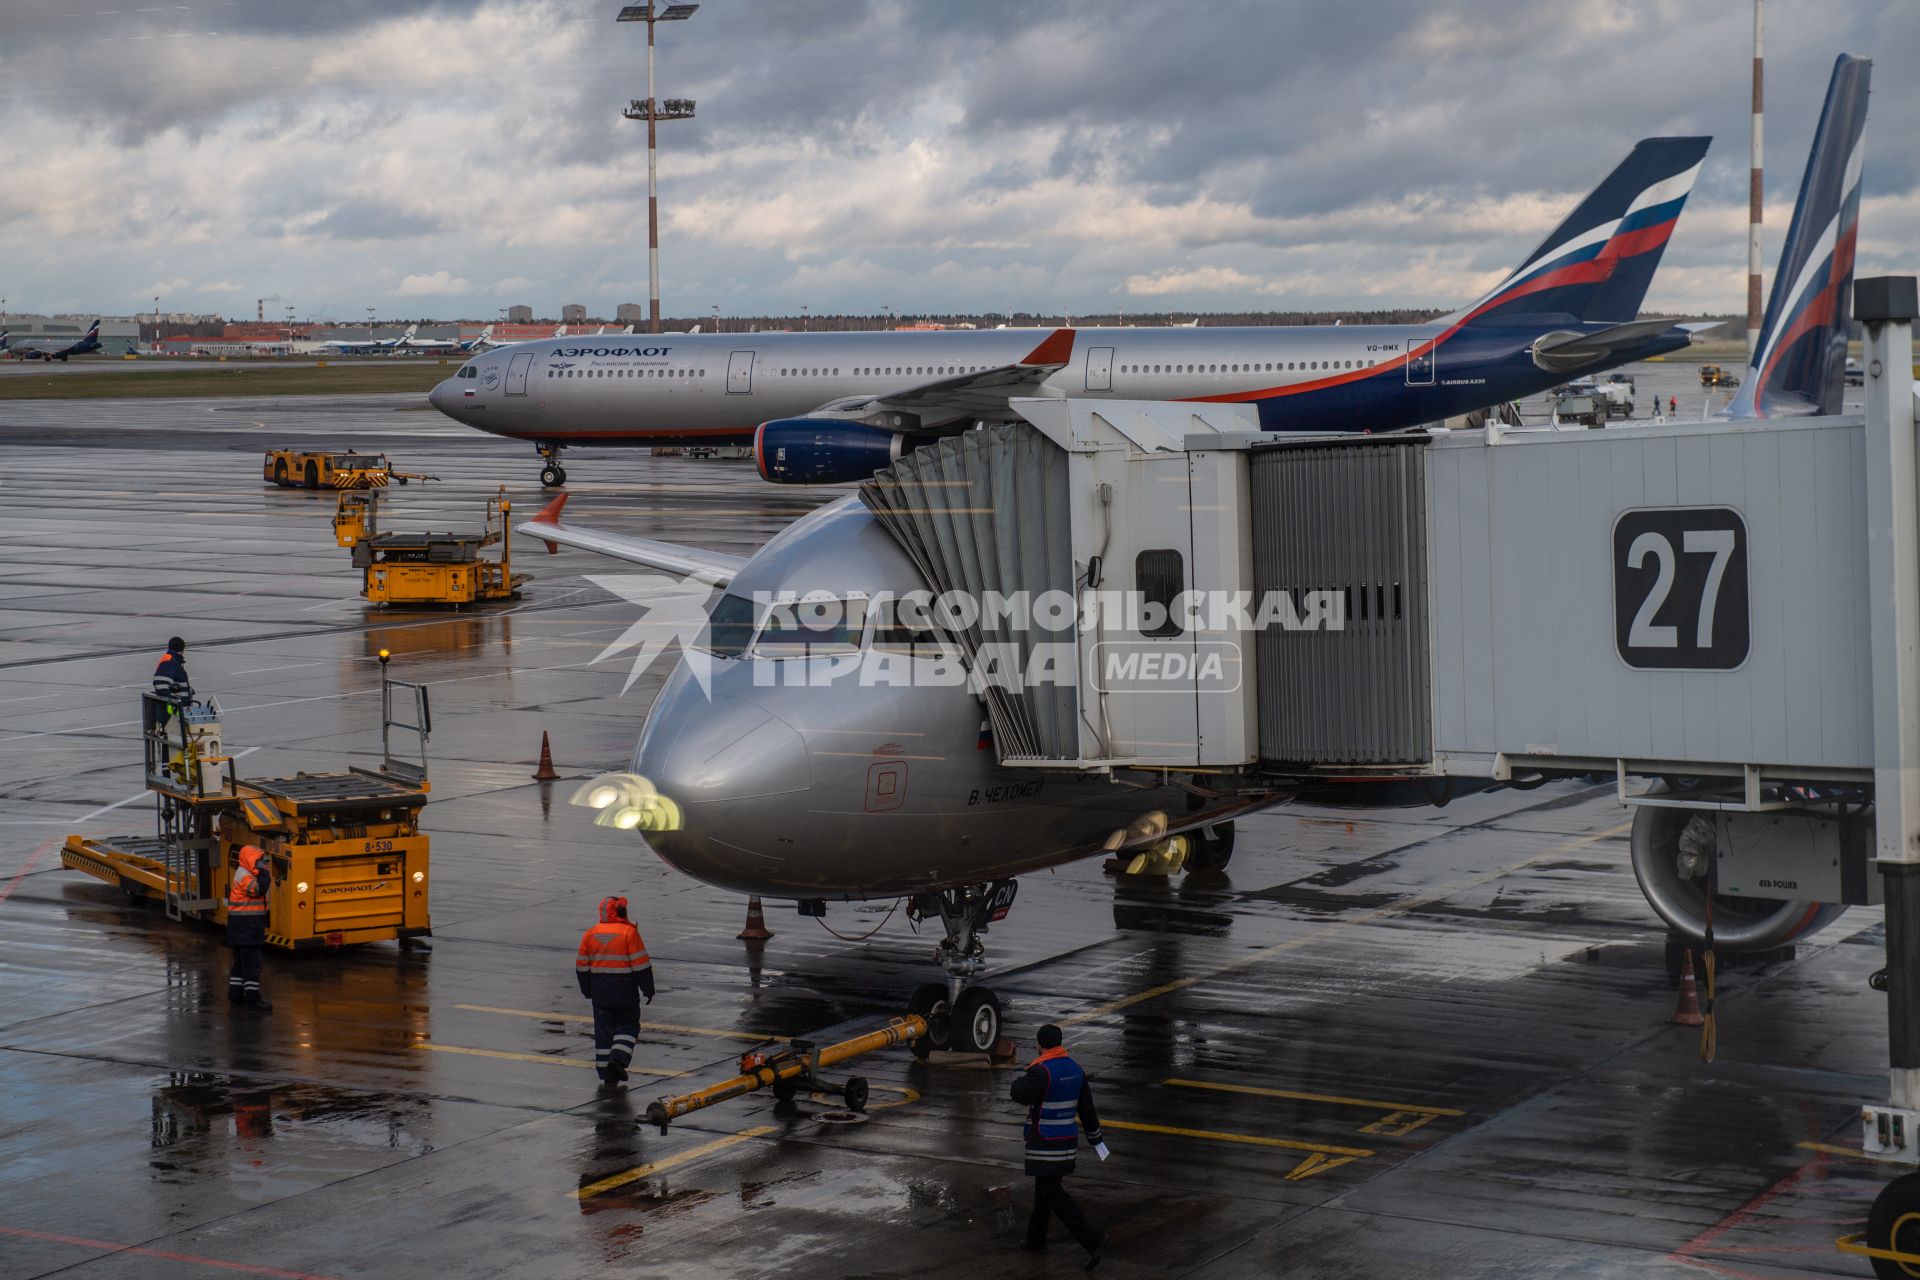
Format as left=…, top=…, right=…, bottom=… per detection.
left=1864, top=277, right=1920, bottom=1134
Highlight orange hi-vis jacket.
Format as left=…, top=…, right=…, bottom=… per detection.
left=228, top=846, right=269, bottom=917
left=576, top=896, right=655, bottom=1007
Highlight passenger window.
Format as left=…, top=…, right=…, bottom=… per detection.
left=699, top=592, right=759, bottom=658
left=756, top=597, right=867, bottom=657
left=1136, top=550, right=1185, bottom=638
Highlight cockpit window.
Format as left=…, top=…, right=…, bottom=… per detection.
left=755, top=597, right=866, bottom=656
left=871, top=597, right=943, bottom=655
left=458, top=365, right=478, bottom=379
left=699, top=592, right=758, bottom=657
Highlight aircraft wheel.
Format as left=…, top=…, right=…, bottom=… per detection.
left=273, top=461, right=288, bottom=487
left=951, top=987, right=1002, bottom=1055
left=1866, top=1171, right=1920, bottom=1279
left=1187, top=822, right=1235, bottom=872
left=540, top=465, right=565, bottom=489
left=908, top=982, right=951, bottom=1057
left=304, top=461, right=319, bottom=489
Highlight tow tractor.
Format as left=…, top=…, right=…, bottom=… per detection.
left=61, top=654, right=434, bottom=951
left=332, top=484, right=527, bottom=607
left=264, top=448, right=437, bottom=490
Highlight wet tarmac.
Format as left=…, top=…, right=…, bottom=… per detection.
left=0, top=391, right=1900, bottom=1278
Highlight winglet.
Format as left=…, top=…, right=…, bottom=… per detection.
left=1019, top=327, right=1076, bottom=367
left=528, top=492, right=569, bottom=554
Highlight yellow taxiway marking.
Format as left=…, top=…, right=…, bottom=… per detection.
left=420, top=1042, right=685, bottom=1077
left=1102, top=1118, right=1374, bottom=1159
left=454, top=1003, right=769, bottom=1043
left=574, top=1126, right=779, bottom=1201
left=1162, top=1077, right=1464, bottom=1117
left=1063, top=821, right=1633, bottom=1025
left=1797, top=1141, right=1914, bottom=1165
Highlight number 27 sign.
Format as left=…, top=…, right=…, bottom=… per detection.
left=1613, top=507, right=1750, bottom=670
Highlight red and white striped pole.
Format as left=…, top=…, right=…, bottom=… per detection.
left=1746, top=0, right=1764, bottom=366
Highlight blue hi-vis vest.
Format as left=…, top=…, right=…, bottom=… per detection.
left=1034, top=1052, right=1084, bottom=1142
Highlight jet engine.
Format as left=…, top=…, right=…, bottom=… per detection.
left=755, top=419, right=906, bottom=484
left=1629, top=787, right=1853, bottom=951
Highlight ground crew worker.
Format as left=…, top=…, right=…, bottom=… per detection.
left=227, top=844, right=271, bottom=1011
left=575, top=895, right=654, bottom=1086
left=148, top=636, right=192, bottom=733
left=1009, top=1024, right=1108, bottom=1267
left=1669, top=394, right=1678, bottom=416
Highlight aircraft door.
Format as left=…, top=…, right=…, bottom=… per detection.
left=1085, top=346, right=1115, bottom=392
left=1405, top=336, right=1435, bottom=385
left=505, top=352, right=533, bottom=396
left=727, top=350, right=755, bottom=394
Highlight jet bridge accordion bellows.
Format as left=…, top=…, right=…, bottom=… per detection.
left=860, top=424, right=1079, bottom=761
left=1249, top=436, right=1433, bottom=766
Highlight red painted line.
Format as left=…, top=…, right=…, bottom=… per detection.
left=0, top=837, right=56, bottom=908
left=0, top=1225, right=340, bottom=1280
left=1668, top=1155, right=1828, bottom=1280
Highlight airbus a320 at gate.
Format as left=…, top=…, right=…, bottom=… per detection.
left=431, top=137, right=1711, bottom=488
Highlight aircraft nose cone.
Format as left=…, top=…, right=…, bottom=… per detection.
left=426, top=379, right=454, bottom=415
left=630, top=688, right=812, bottom=893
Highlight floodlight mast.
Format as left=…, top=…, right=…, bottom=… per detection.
left=618, top=2, right=699, bottom=335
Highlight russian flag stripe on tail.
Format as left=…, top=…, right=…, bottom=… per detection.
left=1449, top=136, right=1710, bottom=328
left=1727, top=54, right=1872, bottom=420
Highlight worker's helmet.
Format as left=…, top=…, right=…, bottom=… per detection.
left=598, top=895, right=629, bottom=922
left=167, top=636, right=186, bottom=653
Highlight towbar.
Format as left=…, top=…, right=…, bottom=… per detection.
left=644, top=1014, right=927, bottom=1133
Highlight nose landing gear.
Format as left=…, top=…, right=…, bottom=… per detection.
left=907, top=879, right=1018, bottom=1057
left=536, top=442, right=568, bottom=489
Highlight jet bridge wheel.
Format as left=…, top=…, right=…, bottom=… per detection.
left=1187, top=822, right=1236, bottom=872
left=540, top=465, right=567, bottom=488
left=1629, top=786, right=1847, bottom=951
left=1866, top=1172, right=1920, bottom=1279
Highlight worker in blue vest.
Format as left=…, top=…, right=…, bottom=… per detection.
left=1009, top=1023, right=1108, bottom=1267
left=147, top=636, right=192, bottom=733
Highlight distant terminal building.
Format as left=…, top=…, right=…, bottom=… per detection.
left=561, top=303, right=589, bottom=325
left=1, top=314, right=141, bottom=355
left=506, top=305, right=535, bottom=324
left=615, top=302, right=646, bottom=324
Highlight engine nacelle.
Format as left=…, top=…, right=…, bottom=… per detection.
left=755, top=418, right=905, bottom=484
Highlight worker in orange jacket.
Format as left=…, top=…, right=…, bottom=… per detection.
left=575, top=895, right=654, bottom=1086
left=227, top=844, right=271, bottom=1011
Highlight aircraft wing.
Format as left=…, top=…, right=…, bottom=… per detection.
left=802, top=327, right=1076, bottom=433
left=517, top=494, right=743, bottom=586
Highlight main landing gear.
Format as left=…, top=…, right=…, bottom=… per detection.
left=536, top=441, right=568, bottom=489
left=906, top=880, right=1018, bottom=1057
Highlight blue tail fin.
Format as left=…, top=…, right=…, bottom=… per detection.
left=1449, top=136, right=1710, bottom=327
left=1726, top=55, right=1871, bottom=420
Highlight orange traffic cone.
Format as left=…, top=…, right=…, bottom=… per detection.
left=737, top=896, right=774, bottom=942
left=532, top=731, right=559, bottom=782
left=1672, top=949, right=1705, bottom=1027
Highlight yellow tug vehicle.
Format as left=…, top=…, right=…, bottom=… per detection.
left=61, top=655, right=434, bottom=951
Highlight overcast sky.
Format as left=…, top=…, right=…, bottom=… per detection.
left=0, top=0, right=1913, bottom=320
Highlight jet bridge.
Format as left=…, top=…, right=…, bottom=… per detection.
left=864, top=280, right=1920, bottom=1222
